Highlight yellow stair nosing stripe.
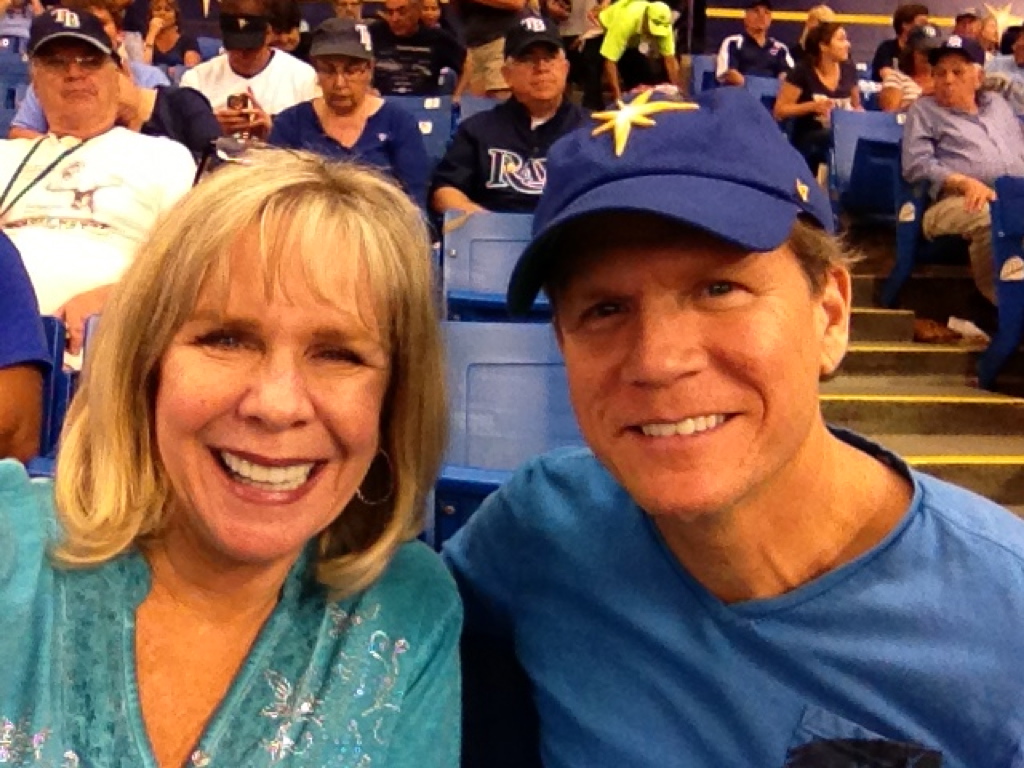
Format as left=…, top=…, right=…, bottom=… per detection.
left=847, top=344, right=979, bottom=353
left=819, top=394, right=1024, bottom=404
left=706, top=8, right=956, bottom=26
left=905, top=455, right=1024, bottom=466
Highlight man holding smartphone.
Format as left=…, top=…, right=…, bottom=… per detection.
left=181, top=0, right=316, bottom=137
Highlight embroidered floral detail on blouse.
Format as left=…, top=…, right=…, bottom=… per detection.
left=261, top=671, right=326, bottom=761
left=189, top=749, right=211, bottom=767
left=327, top=604, right=380, bottom=637
left=0, top=719, right=48, bottom=764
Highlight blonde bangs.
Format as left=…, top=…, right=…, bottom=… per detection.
left=53, top=150, right=448, bottom=598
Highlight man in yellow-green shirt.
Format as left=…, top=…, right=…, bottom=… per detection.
left=598, top=0, right=679, bottom=102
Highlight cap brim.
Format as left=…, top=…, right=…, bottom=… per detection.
left=508, top=174, right=805, bottom=314
left=928, top=47, right=977, bottom=65
left=507, top=38, right=563, bottom=58
left=309, top=41, right=373, bottom=59
left=30, top=32, right=112, bottom=56
left=648, top=21, right=672, bottom=37
left=223, top=31, right=266, bottom=50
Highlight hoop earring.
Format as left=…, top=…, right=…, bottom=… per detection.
left=355, top=450, right=394, bottom=506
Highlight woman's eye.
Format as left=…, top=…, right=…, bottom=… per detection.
left=706, top=281, right=736, bottom=298
left=315, top=346, right=365, bottom=365
left=194, top=330, right=245, bottom=349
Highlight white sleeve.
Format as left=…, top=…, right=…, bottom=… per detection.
left=153, top=140, right=197, bottom=209
left=716, top=36, right=736, bottom=79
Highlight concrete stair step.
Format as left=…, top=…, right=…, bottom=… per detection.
left=849, top=308, right=915, bottom=342
left=869, top=433, right=1024, bottom=505
left=838, top=341, right=1024, bottom=377
left=852, top=271, right=976, bottom=320
left=820, top=377, right=1024, bottom=434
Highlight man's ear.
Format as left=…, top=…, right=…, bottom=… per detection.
left=817, top=264, right=852, bottom=378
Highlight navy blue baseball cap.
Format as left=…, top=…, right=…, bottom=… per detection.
left=928, top=33, right=985, bottom=65
left=506, top=87, right=835, bottom=315
left=29, top=7, right=115, bottom=57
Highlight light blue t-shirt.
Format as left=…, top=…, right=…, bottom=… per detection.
left=0, top=459, right=462, bottom=767
left=10, top=61, right=170, bottom=133
left=445, top=430, right=1024, bottom=768
left=987, top=54, right=1024, bottom=81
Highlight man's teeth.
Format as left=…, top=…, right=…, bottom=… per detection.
left=220, top=451, right=315, bottom=491
left=640, top=414, right=727, bottom=437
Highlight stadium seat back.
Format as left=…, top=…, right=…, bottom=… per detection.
left=434, top=321, right=583, bottom=544
left=978, top=175, right=1024, bottom=388
left=442, top=211, right=543, bottom=320
left=830, top=109, right=903, bottom=215
left=690, top=54, right=717, bottom=94
left=390, top=94, right=453, bottom=165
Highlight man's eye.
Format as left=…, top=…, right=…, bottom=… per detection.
left=706, top=281, right=735, bottom=297
left=582, top=301, right=622, bottom=321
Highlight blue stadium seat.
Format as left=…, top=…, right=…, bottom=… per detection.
left=744, top=74, right=780, bottom=111
left=30, top=316, right=74, bottom=461
left=441, top=210, right=547, bottom=321
left=0, top=54, right=28, bottom=136
left=978, top=176, right=1024, bottom=389
left=454, top=94, right=499, bottom=123
left=829, top=109, right=904, bottom=218
left=881, top=182, right=971, bottom=308
left=690, top=54, right=717, bottom=95
left=433, top=321, right=583, bottom=545
left=196, top=36, right=222, bottom=60
left=438, top=67, right=456, bottom=95
left=390, top=94, right=453, bottom=165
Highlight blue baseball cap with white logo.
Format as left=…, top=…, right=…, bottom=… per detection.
left=928, top=33, right=985, bottom=65
left=506, top=87, right=835, bottom=315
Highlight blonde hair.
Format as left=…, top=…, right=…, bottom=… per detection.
left=53, top=149, right=447, bottom=598
left=800, top=4, right=836, bottom=45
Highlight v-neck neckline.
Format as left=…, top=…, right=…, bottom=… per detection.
left=115, top=547, right=313, bottom=767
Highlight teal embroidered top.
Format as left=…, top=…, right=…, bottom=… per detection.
left=0, top=459, right=462, bottom=768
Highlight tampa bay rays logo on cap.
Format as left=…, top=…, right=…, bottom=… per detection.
left=51, top=8, right=81, bottom=28
left=948, top=34, right=964, bottom=47
left=591, top=90, right=699, bottom=157
left=238, top=17, right=248, bottom=27
left=520, top=16, right=548, bottom=32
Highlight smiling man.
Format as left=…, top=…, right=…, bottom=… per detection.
left=444, top=87, right=1024, bottom=768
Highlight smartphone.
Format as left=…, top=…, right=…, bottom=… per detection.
left=226, top=93, right=251, bottom=111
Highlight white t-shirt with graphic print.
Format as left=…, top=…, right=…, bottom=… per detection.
left=180, top=49, right=318, bottom=114
left=0, top=127, right=195, bottom=313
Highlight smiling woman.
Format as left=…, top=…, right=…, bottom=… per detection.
left=0, top=149, right=459, bottom=768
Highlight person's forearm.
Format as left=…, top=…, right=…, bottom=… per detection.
left=432, top=185, right=485, bottom=214
left=720, top=69, right=744, bottom=86
left=453, top=65, right=471, bottom=100
left=604, top=58, right=621, bottom=102
left=773, top=99, right=819, bottom=120
left=663, top=55, right=680, bottom=89
left=878, top=87, right=901, bottom=113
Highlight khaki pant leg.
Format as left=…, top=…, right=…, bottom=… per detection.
left=922, top=195, right=995, bottom=304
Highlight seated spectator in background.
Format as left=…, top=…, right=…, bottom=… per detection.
left=181, top=0, right=316, bottom=138
left=978, top=13, right=999, bottom=58
left=420, top=0, right=441, bottom=27
left=789, top=3, right=833, bottom=65
left=8, top=0, right=170, bottom=138
left=0, top=0, right=43, bottom=50
left=116, top=70, right=223, bottom=157
left=952, top=7, right=980, bottom=40
left=774, top=21, right=860, bottom=173
left=0, top=8, right=195, bottom=344
left=142, top=0, right=200, bottom=70
left=331, top=0, right=362, bottom=19
left=270, top=18, right=430, bottom=206
left=431, top=16, right=586, bottom=215
left=987, top=23, right=1024, bottom=80
left=903, top=35, right=1024, bottom=315
left=457, top=0, right=526, bottom=98
left=716, top=0, right=792, bottom=86
left=447, top=85, right=1024, bottom=768
left=370, top=0, right=467, bottom=97
left=0, top=233, right=48, bottom=462
left=1000, top=24, right=1021, bottom=54
left=870, top=2, right=928, bottom=81
left=597, top=0, right=679, bottom=104
left=879, top=22, right=940, bottom=112
left=267, top=0, right=311, bottom=61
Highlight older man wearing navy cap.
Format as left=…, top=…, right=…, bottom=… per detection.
left=903, top=34, right=1024, bottom=315
left=444, top=87, right=1024, bottom=768
left=431, top=16, right=587, bottom=215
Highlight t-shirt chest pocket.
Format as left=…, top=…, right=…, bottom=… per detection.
left=783, top=705, right=943, bottom=767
